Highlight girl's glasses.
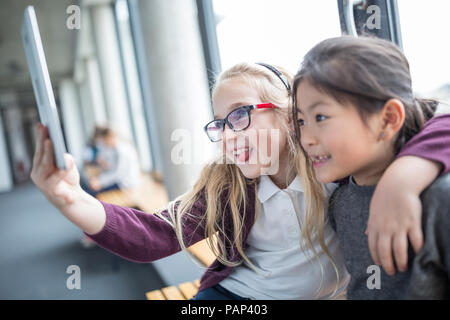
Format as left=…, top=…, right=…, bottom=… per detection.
left=204, top=103, right=279, bottom=142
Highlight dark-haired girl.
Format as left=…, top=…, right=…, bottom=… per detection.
left=293, top=36, right=450, bottom=299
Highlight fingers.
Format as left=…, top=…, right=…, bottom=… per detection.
left=32, top=124, right=46, bottom=174
left=54, top=155, right=73, bottom=178
left=378, top=236, right=395, bottom=276
left=62, top=153, right=74, bottom=171
left=46, top=153, right=78, bottom=182
left=367, top=229, right=380, bottom=266
left=31, top=124, right=53, bottom=183
left=368, top=226, right=422, bottom=276
left=408, top=226, right=424, bottom=254
left=40, top=138, right=56, bottom=179
left=392, top=233, right=408, bottom=272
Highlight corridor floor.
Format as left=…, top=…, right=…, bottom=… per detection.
left=0, top=182, right=166, bottom=299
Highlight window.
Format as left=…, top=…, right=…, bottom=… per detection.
left=213, top=0, right=342, bottom=74
left=397, top=0, right=450, bottom=108
left=114, top=0, right=152, bottom=171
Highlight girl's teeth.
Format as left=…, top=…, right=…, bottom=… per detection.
left=313, top=155, right=330, bottom=162
left=233, top=148, right=249, bottom=157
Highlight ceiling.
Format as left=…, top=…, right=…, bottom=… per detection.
left=0, top=0, right=78, bottom=92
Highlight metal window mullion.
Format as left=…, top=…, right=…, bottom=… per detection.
left=195, top=0, right=222, bottom=99
left=386, top=0, right=403, bottom=49
left=126, top=0, right=164, bottom=174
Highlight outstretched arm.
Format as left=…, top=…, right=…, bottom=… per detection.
left=31, top=123, right=208, bottom=263
left=85, top=200, right=207, bottom=263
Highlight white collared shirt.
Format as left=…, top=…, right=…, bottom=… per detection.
left=219, top=175, right=350, bottom=299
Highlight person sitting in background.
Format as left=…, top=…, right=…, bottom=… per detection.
left=83, top=127, right=141, bottom=197
left=80, top=126, right=113, bottom=193
left=82, top=126, right=105, bottom=168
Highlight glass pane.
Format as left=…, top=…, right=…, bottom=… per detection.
left=213, top=0, right=341, bottom=75
left=115, top=0, right=153, bottom=170
left=397, top=0, right=450, bottom=112
left=228, top=108, right=249, bottom=129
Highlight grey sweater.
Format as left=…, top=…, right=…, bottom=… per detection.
left=329, top=173, right=450, bottom=299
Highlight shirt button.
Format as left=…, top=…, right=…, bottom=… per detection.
left=288, top=226, right=297, bottom=234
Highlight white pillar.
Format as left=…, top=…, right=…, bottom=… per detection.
left=138, top=0, right=216, bottom=199
left=85, top=57, right=108, bottom=126
left=1, top=92, right=31, bottom=183
left=115, top=0, right=152, bottom=172
left=77, top=79, right=94, bottom=138
left=74, top=3, right=108, bottom=136
left=0, top=110, right=13, bottom=192
left=59, top=79, right=85, bottom=169
left=89, top=1, right=133, bottom=142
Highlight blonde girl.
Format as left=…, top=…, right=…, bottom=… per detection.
left=31, top=62, right=349, bottom=300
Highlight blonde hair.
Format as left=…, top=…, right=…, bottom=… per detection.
left=156, top=62, right=340, bottom=295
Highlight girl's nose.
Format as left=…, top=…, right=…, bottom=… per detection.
left=223, top=126, right=249, bottom=153
left=223, top=126, right=237, bottom=141
left=221, top=127, right=238, bottom=154
left=300, top=127, right=317, bottom=147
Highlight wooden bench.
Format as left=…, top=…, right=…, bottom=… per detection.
left=146, top=279, right=201, bottom=300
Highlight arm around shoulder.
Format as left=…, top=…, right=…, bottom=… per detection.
left=397, top=114, right=450, bottom=175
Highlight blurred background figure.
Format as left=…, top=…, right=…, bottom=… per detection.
left=80, top=126, right=110, bottom=184
left=81, top=126, right=110, bottom=181
left=81, top=126, right=141, bottom=197
left=82, top=125, right=106, bottom=168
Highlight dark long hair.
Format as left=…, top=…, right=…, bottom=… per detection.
left=292, top=36, right=438, bottom=154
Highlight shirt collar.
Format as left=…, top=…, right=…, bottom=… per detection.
left=288, top=175, right=304, bottom=193
left=257, top=175, right=304, bottom=203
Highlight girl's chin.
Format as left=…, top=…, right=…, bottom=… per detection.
left=237, top=164, right=264, bottom=179
left=313, top=168, right=336, bottom=184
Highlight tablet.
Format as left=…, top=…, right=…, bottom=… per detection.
left=21, top=5, right=67, bottom=170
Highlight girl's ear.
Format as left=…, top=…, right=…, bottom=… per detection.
left=380, top=98, right=405, bottom=140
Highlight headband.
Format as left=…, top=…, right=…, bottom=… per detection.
left=256, top=62, right=291, bottom=93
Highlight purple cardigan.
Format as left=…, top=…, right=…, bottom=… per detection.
left=396, top=113, right=450, bottom=174
left=88, top=182, right=257, bottom=292
left=86, top=114, right=450, bottom=293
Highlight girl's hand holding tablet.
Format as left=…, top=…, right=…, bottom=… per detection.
left=31, top=123, right=106, bottom=235
left=31, top=123, right=80, bottom=207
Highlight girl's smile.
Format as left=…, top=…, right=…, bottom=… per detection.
left=232, top=146, right=252, bottom=163
left=310, top=154, right=332, bottom=169
left=224, top=132, right=254, bottom=164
